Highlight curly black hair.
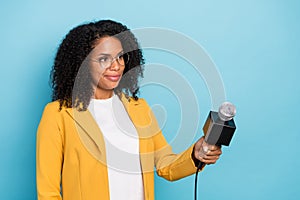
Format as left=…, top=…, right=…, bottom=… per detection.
left=50, top=19, right=145, bottom=111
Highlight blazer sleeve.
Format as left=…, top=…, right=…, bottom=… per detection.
left=142, top=100, right=202, bottom=181
left=36, top=103, right=63, bottom=200
left=153, top=131, right=200, bottom=181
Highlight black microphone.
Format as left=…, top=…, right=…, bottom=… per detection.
left=202, top=102, right=236, bottom=147
left=194, top=102, right=237, bottom=200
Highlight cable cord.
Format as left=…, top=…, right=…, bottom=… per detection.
left=194, top=162, right=204, bottom=200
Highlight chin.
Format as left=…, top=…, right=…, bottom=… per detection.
left=103, top=83, right=120, bottom=90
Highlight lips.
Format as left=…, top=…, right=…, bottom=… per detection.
left=104, top=75, right=121, bottom=82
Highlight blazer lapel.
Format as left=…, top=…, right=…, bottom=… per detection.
left=64, top=95, right=154, bottom=172
left=65, top=108, right=107, bottom=164
left=120, top=95, right=155, bottom=172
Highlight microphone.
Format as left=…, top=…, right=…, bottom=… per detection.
left=203, top=101, right=236, bottom=147
left=194, top=102, right=237, bottom=200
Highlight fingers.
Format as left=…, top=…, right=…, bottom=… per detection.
left=198, top=156, right=219, bottom=164
left=193, top=137, right=223, bottom=165
left=206, top=148, right=222, bottom=156
left=207, top=145, right=221, bottom=151
left=196, top=147, right=222, bottom=164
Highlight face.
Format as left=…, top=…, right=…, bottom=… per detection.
left=88, top=36, right=125, bottom=99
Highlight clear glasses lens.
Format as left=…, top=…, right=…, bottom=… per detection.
left=98, top=53, right=129, bottom=69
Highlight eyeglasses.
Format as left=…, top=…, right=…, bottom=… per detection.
left=90, top=53, right=130, bottom=69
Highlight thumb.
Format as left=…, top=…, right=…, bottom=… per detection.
left=194, top=136, right=205, bottom=152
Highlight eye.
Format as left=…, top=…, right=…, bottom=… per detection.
left=119, top=53, right=129, bottom=63
left=118, top=54, right=124, bottom=60
left=98, top=56, right=110, bottom=63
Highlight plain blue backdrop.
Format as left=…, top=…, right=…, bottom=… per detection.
left=0, top=0, right=299, bottom=199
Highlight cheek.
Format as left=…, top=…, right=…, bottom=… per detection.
left=120, top=67, right=125, bottom=75
left=90, top=67, right=104, bottom=84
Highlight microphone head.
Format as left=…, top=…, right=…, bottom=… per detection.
left=218, top=102, right=236, bottom=121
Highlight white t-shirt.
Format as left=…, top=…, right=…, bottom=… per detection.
left=88, top=94, right=144, bottom=200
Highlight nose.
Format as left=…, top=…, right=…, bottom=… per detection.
left=108, top=59, right=121, bottom=71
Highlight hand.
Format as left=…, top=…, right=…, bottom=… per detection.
left=194, top=136, right=222, bottom=165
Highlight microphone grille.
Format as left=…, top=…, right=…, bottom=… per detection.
left=218, top=102, right=236, bottom=121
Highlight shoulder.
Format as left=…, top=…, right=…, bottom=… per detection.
left=44, top=100, right=61, bottom=110
left=41, top=100, right=68, bottom=116
left=122, top=96, right=150, bottom=109
left=37, top=101, right=65, bottom=140
left=38, top=101, right=71, bottom=130
left=42, top=101, right=60, bottom=112
left=130, top=97, right=148, bottom=105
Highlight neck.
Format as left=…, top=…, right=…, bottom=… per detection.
left=93, top=89, right=114, bottom=99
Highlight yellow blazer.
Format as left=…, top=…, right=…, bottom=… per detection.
left=36, top=96, right=199, bottom=200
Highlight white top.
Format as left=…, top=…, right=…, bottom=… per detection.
left=88, top=94, right=144, bottom=200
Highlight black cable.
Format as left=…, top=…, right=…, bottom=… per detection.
left=194, top=161, right=204, bottom=200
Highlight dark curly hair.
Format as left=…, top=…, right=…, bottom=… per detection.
left=50, top=19, right=145, bottom=111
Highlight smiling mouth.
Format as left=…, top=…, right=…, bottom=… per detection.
left=105, top=75, right=121, bottom=82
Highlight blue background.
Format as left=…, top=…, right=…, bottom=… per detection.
left=0, top=0, right=299, bottom=199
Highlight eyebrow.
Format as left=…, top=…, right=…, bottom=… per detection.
left=97, top=50, right=124, bottom=57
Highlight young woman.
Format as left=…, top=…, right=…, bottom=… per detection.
left=36, top=19, right=222, bottom=200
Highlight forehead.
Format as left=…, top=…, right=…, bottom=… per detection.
left=92, top=36, right=123, bottom=55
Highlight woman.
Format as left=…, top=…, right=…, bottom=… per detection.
left=36, top=19, right=222, bottom=200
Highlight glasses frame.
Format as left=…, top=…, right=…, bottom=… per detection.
left=89, top=53, right=130, bottom=69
